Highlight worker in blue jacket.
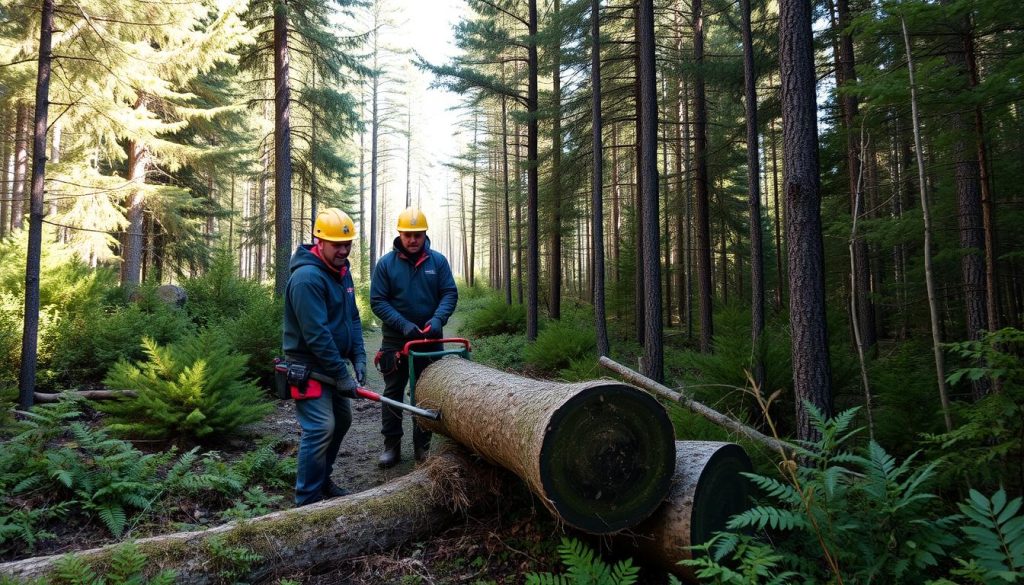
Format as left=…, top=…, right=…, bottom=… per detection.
left=371, top=207, right=458, bottom=467
left=283, top=208, right=366, bottom=505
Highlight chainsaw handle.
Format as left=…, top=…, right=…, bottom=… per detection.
left=401, top=337, right=471, bottom=357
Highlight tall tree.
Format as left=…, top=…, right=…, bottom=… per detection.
left=591, top=0, right=609, bottom=357
left=272, top=0, right=293, bottom=296
left=17, top=0, right=54, bottom=409
left=741, top=0, right=765, bottom=391
left=638, top=0, right=662, bottom=381
left=691, top=0, right=714, bottom=353
left=779, top=0, right=833, bottom=440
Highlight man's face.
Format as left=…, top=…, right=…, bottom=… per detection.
left=399, top=231, right=425, bottom=255
left=318, top=239, right=352, bottom=269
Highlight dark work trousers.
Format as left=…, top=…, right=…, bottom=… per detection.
left=380, top=342, right=439, bottom=448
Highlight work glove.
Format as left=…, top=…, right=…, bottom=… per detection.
left=401, top=321, right=420, bottom=338
left=336, top=376, right=358, bottom=399
left=353, top=363, right=366, bottom=386
left=424, top=318, right=443, bottom=339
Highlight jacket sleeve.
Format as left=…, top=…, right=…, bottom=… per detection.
left=431, top=255, right=459, bottom=325
left=291, top=275, right=353, bottom=385
left=370, top=259, right=417, bottom=334
left=348, top=278, right=366, bottom=368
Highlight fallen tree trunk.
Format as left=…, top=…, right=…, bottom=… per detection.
left=34, top=389, right=137, bottom=403
left=620, top=441, right=752, bottom=582
left=598, top=356, right=795, bottom=455
left=415, top=356, right=676, bottom=534
left=0, top=449, right=500, bottom=584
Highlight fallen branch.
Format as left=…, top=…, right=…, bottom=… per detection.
left=34, top=389, right=138, bottom=403
left=0, top=448, right=502, bottom=584
left=598, top=356, right=795, bottom=455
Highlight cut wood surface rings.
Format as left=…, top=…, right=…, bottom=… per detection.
left=415, top=356, right=676, bottom=534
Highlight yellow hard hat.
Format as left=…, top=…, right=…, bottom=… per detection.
left=396, top=207, right=429, bottom=232
left=313, top=208, right=356, bottom=242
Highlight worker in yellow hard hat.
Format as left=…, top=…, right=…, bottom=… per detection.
left=370, top=206, right=458, bottom=467
left=282, top=208, right=365, bottom=505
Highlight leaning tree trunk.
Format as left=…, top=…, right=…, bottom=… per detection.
left=0, top=449, right=498, bottom=584
left=415, top=357, right=676, bottom=534
left=619, top=441, right=752, bottom=583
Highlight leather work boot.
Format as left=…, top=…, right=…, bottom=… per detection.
left=322, top=481, right=350, bottom=498
left=414, top=443, right=430, bottom=463
left=378, top=439, right=401, bottom=468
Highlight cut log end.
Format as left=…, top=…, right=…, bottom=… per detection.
left=688, top=443, right=751, bottom=546
left=539, top=384, right=676, bottom=534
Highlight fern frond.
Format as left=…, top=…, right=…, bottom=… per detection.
left=726, top=506, right=809, bottom=531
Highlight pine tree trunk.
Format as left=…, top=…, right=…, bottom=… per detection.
left=837, top=0, right=877, bottom=355
left=11, top=102, right=29, bottom=233
left=370, top=30, right=380, bottom=273
left=741, top=0, right=765, bottom=391
left=780, top=0, right=834, bottom=440
left=549, top=0, right=563, bottom=321
left=638, top=0, right=663, bottom=382
left=902, top=16, right=952, bottom=431
left=619, top=441, right=752, bottom=581
left=273, top=0, right=293, bottom=297
left=526, top=0, right=540, bottom=341
left=691, top=0, right=713, bottom=353
left=17, top=0, right=54, bottom=410
left=122, top=127, right=149, bottom=288
left=501, top=92, right=513, bottom=304
left=633, top=6, right=646, bottom=348
left=416, top=357, right=676, bottom=534
left=0, top=110, right=10, bottom=239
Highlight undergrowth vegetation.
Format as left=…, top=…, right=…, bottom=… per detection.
left=0, top=400, right=294, bottom=558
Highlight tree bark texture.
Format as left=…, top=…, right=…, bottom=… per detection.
left=837, top=0, right=877, bottom=354
left=591, top=0, right=610, bottom=357
left=415, top=357, right=676, bottom=534
left=273, top=0, right=293, bottom=297
left=11, top=102, right=29, bottom=233
left=121, top=132, right=148, bottom=288
left=0, top=110, right=9, bottom=239
left=18, top=0, right=54, bottom=410
left=741, top=0, right=765, bottom=392
left=779, top=0, right=833, bottom=440
left=619, top=441, right=752, bottom=582
left=0, top=450, right=499, bottom=583
left=691, top=0, right=714, bottom=353
left=638, top=0, right=663, bottom=382
left=526, top=0, right=539, bottom=341
left=549, top=0, right=563, bottom=321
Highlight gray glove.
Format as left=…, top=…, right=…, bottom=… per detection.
left=353, top=363, right=366, bottom=386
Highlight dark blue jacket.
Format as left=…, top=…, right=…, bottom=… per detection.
left=282, top=244, right=365, bottom=385
left=371, top=237, right=458, bottom=345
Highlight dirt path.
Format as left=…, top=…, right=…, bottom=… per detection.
left=261, top=316, right=463, bottom=495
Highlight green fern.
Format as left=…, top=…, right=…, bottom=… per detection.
left=50, top=543, right=176, bottom=585
left=957, top=488, right=1024, bottom=580
left=525, top=538, right=638, bottom=585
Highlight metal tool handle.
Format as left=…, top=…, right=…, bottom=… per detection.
left=307, top=370, right=442, bottom=421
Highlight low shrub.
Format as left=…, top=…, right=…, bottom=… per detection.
left=470, top=334, right=527, bottom=372
left=462, top=296, right=526, bottom=337
left=524, top=319, right=596, bottom=374
left=182, top=248, right=271, bottom=328
left=99, top=331, right=273, bottom=441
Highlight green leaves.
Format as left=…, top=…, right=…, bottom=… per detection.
left=100, top=331, right=273, bottom=441
left=957, top=489, right=1024, bottom=579
left=525, top=538, right=639, bottom=585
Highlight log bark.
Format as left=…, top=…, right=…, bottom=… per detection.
left=415, top=357, right=676, bottom=534
left=0, top=449, right=497, bottom=584
left=619, top=441, right=752, bottom=582
left=599, top=356, right=795, bottom=455
left=34, top=390, right=138, bottom=403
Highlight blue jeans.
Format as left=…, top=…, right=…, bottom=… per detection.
left=294, top=386, right=352, bottom=506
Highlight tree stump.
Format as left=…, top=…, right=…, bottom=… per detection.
left=619, top=441, right=752, bottom=581
left=415, top=356, right=676, bottom=534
